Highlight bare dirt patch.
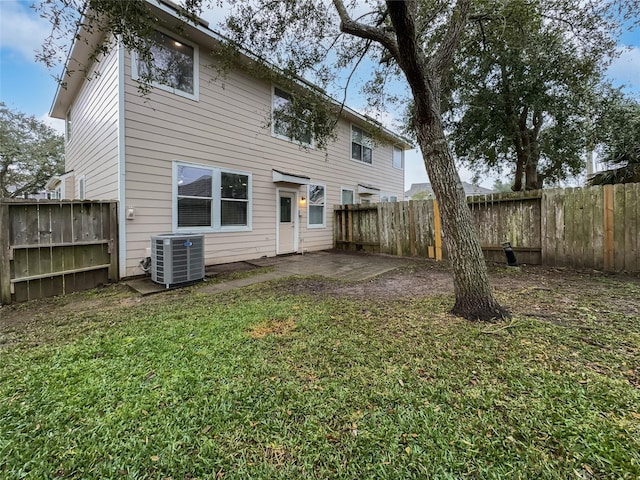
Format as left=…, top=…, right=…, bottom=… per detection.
left=2, top=257, right=639, bottom=349
left=271, top=260, right=640, bottom=324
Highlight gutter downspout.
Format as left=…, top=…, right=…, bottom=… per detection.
left=117, top=37, right=127, bottom=278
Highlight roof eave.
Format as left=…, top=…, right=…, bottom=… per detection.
left=50, top=23, right=107, bottom=119
left=49, top=0, right=415, bottom=149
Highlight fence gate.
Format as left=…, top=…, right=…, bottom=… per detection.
left=0, top=199, right=118, bottom=304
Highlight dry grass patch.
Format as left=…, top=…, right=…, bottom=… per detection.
left=248, top=316, right=297, bottom=338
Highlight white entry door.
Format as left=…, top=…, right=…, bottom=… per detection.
left=278, top=191, right=297, bottom=254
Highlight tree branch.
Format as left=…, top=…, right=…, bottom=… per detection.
left=332, top=0, right=399, bottom=60
left=385, top=1, right=426, bottom=84
left=430, top=0, right=471, bottom=73
left=331, top=41, right=373, bottom=130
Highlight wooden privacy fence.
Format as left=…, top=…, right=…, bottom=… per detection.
left=0, top=199, right=118, bottom=304
left=334, top=183, right=640, bottom=273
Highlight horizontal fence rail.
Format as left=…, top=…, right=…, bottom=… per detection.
left=0, top=199, right=119, bottom=304
left=334, top=183, right=640, bottom=273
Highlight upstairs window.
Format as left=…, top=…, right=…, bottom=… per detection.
left=134, top=30, right=198, bottom=99
left=393, top=146, right=404, bottom=169
left=272, top=87, right=312, bottom=145
left=351, top=125, right=372, bottom=164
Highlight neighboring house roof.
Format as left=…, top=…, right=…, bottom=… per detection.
left=405, top=182, right=494, bottom=198
left=179, top=175, right=213, bottom=197
left=45, top=170, right=74, bottom=191
left=49, top=0, right=413, bottom=149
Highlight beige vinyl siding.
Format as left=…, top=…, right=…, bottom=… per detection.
left=64, top=174, right=75, bottom=199
left=122, top=46, right=403, bottom=276
left=64, top=43, right=119, bottom=200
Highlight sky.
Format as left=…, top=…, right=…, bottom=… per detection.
left=1, top=0, right=639, bottom=190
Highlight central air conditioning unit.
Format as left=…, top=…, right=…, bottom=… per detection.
left=151, top=233, right=205, bottom=288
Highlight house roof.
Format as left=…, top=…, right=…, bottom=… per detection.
left=50, top=0, right=414, bottom=149
left=405, top=182, right=494, bottom=198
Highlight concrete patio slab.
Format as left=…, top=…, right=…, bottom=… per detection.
left=126, top=251, right=410, bottom=296
left=198, top=251, right=409, bottom=294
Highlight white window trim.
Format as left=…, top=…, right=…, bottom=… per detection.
left=271, top=85, right=314, bottom=148
left=392, top=145, right=404, bottom=170
left=307, top=183, right=326, bottom=229
left=131, top=27, right=199, bottom=101
left=340, top=187, right=355, bottom=205
left=172, top=161, right=252, bottom=233
left=350, top=124, right=373, bottom=166
left=77, top=175, right=86, bottom=200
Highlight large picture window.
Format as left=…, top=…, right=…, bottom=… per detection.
left=351, top=125, right=372, bottom=164
left=175, top=162, right=251, bottom=232
left=134, top=30, right=198, bottom=99
left=272, top=87, right=312, bottom=145
left=308, top=184, right=326, bottom=228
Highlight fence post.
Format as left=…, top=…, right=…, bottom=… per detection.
left=108, top=202, right=119, bottom=281
left=603, top=185, right=615, bottom=271
left=433, top=199, right=442, bottom=261
left=0, top=201, right=11, bottom=304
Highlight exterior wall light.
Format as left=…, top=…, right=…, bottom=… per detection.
left=299, top=196, right=307, bottom=207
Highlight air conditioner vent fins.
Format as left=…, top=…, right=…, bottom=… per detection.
left=151, top=233, right=205, bottom=288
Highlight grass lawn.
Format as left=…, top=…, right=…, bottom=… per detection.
left=1, top=266, right=639, bottom=479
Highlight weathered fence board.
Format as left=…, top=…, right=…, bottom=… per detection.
left=468, top=191, right=542, bottom=264
left=335, top=183, right=640, bottom=273
left=0, top=199, right=119, bottom=304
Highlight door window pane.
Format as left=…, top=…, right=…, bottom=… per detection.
left=280, top=196, right=292, bottom=223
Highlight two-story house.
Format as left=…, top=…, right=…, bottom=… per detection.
left=49, top=0, right=411, bottom=278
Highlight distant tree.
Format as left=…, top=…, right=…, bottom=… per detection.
left=0, top=103, right=64, bottom=198
left=589, top=95, right=640, bottom=185
left=411, top=190, right=434, bottom=201
left=491, top=179, right=513, bottom=193
left=447, top=0, right=638, bottom=191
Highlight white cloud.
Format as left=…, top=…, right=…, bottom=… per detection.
left=39, top=113, right=65, bottom=136
left=607, top=45, right=640, bottom=96
left=0, top=1, right=52, bottom=61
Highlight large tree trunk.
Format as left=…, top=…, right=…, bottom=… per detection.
left=525, top=156, right=541, bottom=190
left=415, top=104, right=510, bottom=321
left=334, top=0, right=509, bottom=320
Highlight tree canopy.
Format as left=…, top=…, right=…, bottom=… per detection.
left=446, top=0, right=638, bottom=191
left=588, top=93, right=640, bottom=185
left=0, top=103, right=64, bottom=199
